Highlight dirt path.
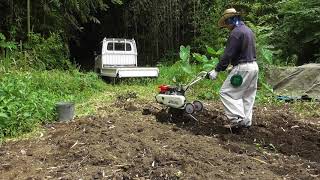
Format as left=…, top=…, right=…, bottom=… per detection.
left=0, top=97, right=319, bottom=179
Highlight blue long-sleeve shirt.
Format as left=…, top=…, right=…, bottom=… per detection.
left=215, top=21, right=256, bottom=72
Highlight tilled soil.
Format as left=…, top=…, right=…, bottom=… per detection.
left=0, top=98, right=319, bottom=180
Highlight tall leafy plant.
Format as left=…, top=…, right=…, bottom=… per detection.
left=179, top=45, right=193, bottom=75
left=171, top=45, right=221, bottom=84
left=169, top=45, right=193, bottom=84
left=193, top=45, right=222, bottom=71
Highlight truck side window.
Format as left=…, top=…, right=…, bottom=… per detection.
left=126, top=43, right=132, bottom=51
left=107, top=43, right=113, bottom=51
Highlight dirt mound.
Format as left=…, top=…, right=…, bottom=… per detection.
left=157, top=106, right=320, bottom=162
left=0, top=100, right=319, bottom=179
left=266, top=63, right=320, bottom=99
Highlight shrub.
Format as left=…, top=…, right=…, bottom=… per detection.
left=0, top=33, right=71, bottom=71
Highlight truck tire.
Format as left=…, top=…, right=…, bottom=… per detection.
left=110, top=77, right=119, bottom=84
left=95, top=68, right=103, bottom=80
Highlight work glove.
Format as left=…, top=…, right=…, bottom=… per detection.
left=226, top=66, right=233, bottom=73
left=208, top=70, right=218, bottom=80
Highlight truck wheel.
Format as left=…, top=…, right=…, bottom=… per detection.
left=95, top=68, right=100, bottom=74
left=95, top=68, right=103, bottom=79
left=111, top=77, right=119, bottom=84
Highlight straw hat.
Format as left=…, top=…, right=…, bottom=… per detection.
left=218, top=8, right=241, bottom=28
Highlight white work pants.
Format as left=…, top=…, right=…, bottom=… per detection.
left=220, top=62, right=259, bottom=126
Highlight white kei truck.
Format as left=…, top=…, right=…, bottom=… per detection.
left=94, top=38, right=159, bottom=81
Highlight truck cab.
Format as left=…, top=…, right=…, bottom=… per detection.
left=94, top=38, right=159, bottom=79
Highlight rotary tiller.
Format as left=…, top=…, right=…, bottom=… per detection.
left=155, top=71, right=208, bottom=119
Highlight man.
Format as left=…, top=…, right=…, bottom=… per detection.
left=209, top=8, right=259, bottom=129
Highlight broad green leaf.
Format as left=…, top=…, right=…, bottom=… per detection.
left=206, top=46, right=224, bottom=56
left=193, top=53, right=203, bottom=62
left=216, top=48, right=224, bottom=56
left=210, top=57, right=219, bottom=65
left=203, top=64, right=215, bottom=71
left=179, top=45, right=190, bottom=62
left=193, top=53, right=208, bottom=63
left=206, top=45, right=216, bottom=55
left=181, top=62, right=192, bottom=74
left=201, top=55, right=209, bottom=63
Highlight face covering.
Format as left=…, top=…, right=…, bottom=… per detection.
left=225, top=16, right=241, bottom=27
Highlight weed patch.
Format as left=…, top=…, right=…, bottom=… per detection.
left=0, top=70, right=105, bottom=138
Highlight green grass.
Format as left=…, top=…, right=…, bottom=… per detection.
left=0, top=69, right=105, bottom=138
left=291, top=101, right=320, bottom=118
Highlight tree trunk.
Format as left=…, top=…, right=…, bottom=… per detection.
left=27, top=0, right=31, bottom=36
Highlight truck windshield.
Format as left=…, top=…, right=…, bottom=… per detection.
left=107, top=42, right=132, bottom=51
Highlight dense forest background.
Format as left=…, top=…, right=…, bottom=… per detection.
left=0, top=0, right=319, bottom=70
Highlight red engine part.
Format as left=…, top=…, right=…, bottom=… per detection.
left=158, top=85, right=169, bottom=93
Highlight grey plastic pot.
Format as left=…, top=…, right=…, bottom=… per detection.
left=56, top=102, right=75, bottom=122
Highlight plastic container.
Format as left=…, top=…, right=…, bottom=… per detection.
left=56, top=102, right=75, bottom=122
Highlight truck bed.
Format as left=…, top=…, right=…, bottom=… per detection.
left=100, top=67, right=159, bottom=78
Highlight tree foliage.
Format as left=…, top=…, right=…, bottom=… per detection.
left=0, top=0, right=122, bottom=41
left=123, top=0, right=202, bottom=64
left=273, top=0, right=320, bottom=64
left=0, top=0, right=319, bottom=68
left=0, top=0, right=122, bottom=70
